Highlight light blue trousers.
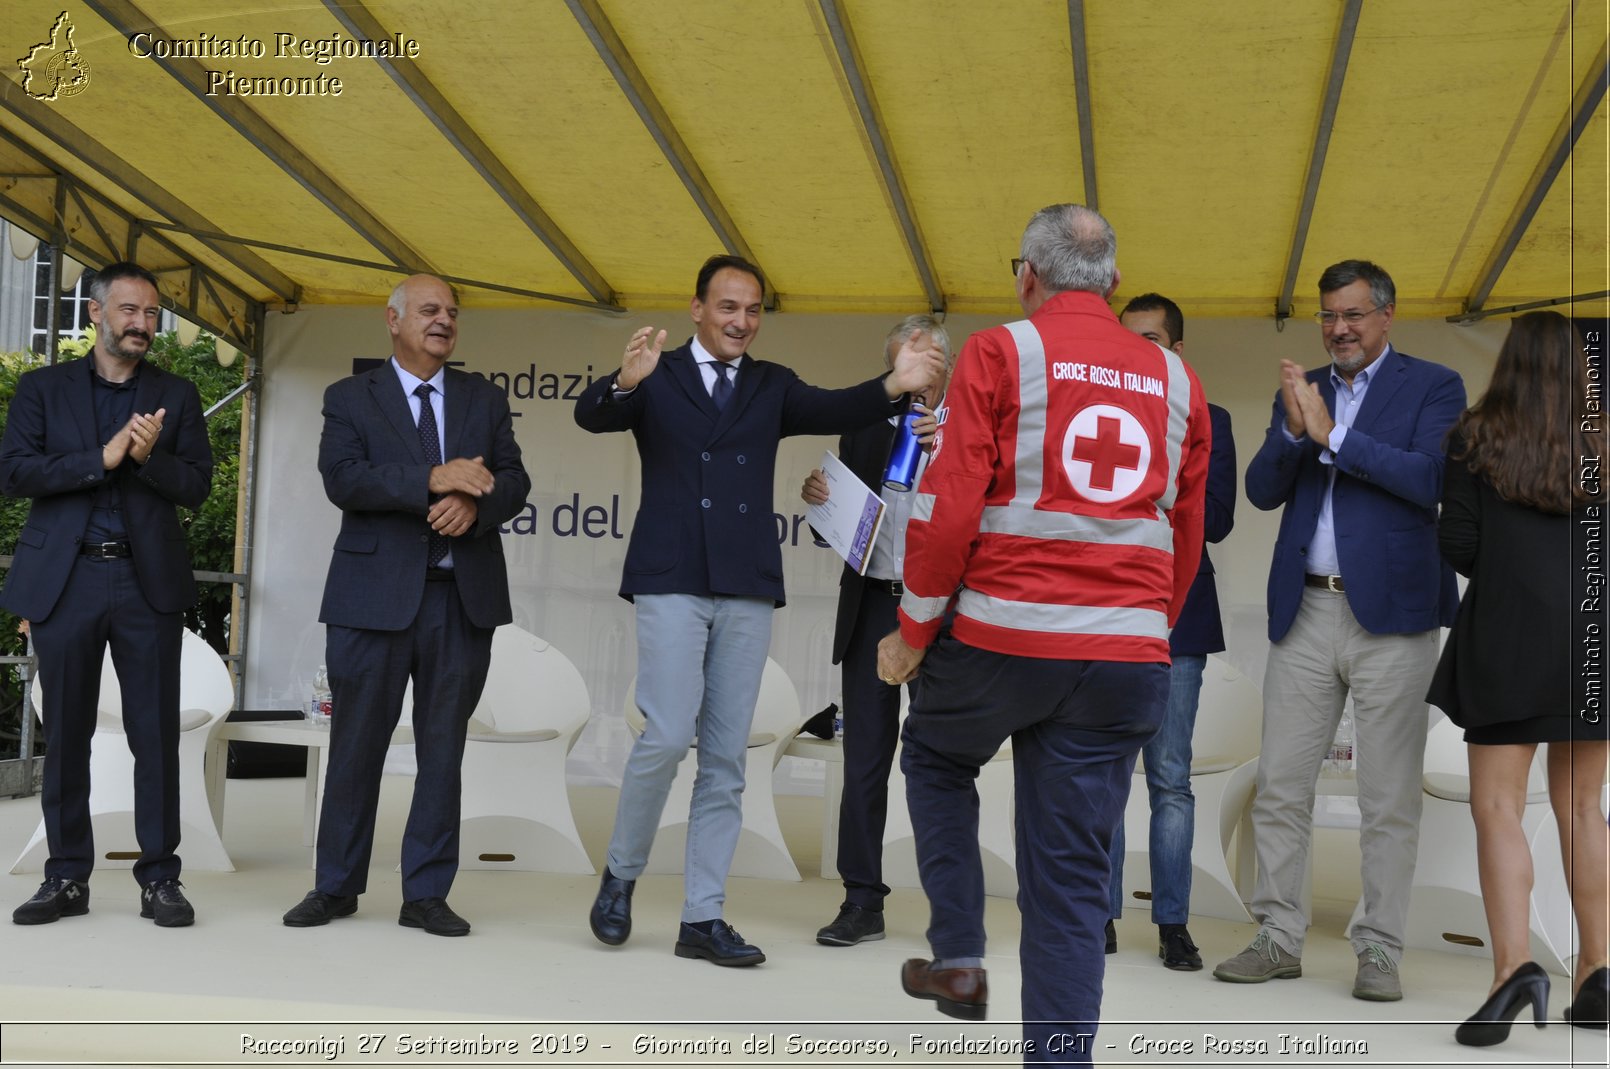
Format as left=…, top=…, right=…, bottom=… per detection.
left=606, top=593, right=772, bottom=922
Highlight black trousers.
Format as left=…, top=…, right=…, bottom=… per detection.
left=315, top=580, right=493, bottom=901
left=31, top=555, right=183, bottom=887
left=836, top=584, right=915, bottom=909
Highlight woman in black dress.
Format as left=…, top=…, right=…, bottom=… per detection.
left=1430, top=311, right=1608, bottom=1046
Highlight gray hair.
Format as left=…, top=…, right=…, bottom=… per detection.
left=387, top=275, right=459, bottom=317
left=1317, top=259, right=1395, bottom=310
left=87, top=261, right=159, bottom=306
left=1019, top=204, right=1117, bottom=295
left=883, top=314, right=953, bottom=371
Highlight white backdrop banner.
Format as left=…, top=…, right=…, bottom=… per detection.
left=248, top=302, right=1505, bottom=785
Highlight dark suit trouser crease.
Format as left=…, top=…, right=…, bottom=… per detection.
left=901, top=637, right=1166, bottom=1065
left=837, top=585, right=912, bottom=908
left=316, top=581, right=493, bottom=901
left=31, top=555, right=183, bottom=886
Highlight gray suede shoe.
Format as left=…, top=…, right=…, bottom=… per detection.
left=1352, top=942, right=1403, bottom=1001
left=1212, top=929, right=1301, bottom=983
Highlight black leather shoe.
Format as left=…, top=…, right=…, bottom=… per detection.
left=901, top=958, right=987, bottom=1021
left=282, top=890, right=358, bottom=927
left=12, top=877, right=89, bottom=925
left=139, top=878, right=195, bottom=927
left=1455, top=962, right=1549, bottom=1046
left=816, top=903, right=885, bottom=946
left=1159, top=924, right=1203, bottom=971
left=399, top=897, right=470, bottom=937
left=1104, top=918, right=1117, bottom=954
left=1566, top=966, right=1609, bottom=1029
left=675, top=920, right=765, bottom=966
left=590, top=868, right=635, bottom=946
left=798, top=705, right=838, bottom=740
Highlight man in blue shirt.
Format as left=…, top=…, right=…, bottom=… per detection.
left=1215, top=260, right=1464, bottom=1001
left=1105, top=293, right=1236, bottom=971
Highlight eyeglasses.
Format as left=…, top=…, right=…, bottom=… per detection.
left=1011, top=258, right=1032, bottom=277
left=1313, top=305, right=1385, bottom=326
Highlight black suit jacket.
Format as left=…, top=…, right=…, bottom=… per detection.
left=317, top=361, right=530, bottom=631
left=575, top=343, right=898, bottom=607
left=1168, top=403, right=1237, bottom=656
left=0, top=357, right=212, bottom=620
left=828, top=420, right=899, bottom=664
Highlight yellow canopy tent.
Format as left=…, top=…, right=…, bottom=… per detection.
left=0, top=0, right=1603, bottom=353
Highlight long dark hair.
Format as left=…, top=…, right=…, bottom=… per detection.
left=1449, top=311, right=1604, bottom=512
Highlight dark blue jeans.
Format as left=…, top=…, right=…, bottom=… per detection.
left=901, top=635, right=1166, bottom=1065
left=1109, top=654, right=1206, bottom=924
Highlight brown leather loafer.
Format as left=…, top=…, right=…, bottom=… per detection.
left=901, top=958, right=987, bottom=1021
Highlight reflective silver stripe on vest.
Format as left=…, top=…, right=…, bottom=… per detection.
left=912, top=492, right=937, bottom=523
left=900, top=588, right=950, bottom=624
left=1155, top=343, right=1193, bottom=512
left=1004, top=320, right=1047, bottom=508
left=979, top=505, right=1174, bottom=551
left=958, top=589, right=1169, bottom=639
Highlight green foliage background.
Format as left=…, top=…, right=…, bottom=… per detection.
left=0, top=333, right=245, bottom=760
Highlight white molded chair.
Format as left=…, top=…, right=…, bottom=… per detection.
left=1386, top=716, right=1563, bottom=971
left=1115, top=654, right=1263, bottom=922
left=13, top=629, right=236, bottom=873
left=402, top=626, right=594, bottom=874
left=881, top=690, right=1018, bottom=899
left=623, top=657, right=805, bottom=881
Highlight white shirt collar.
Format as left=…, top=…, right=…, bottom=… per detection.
left=391, top=357, right=445, bottom=396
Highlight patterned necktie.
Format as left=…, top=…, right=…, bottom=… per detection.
left=711, top=360, right=734, bottom=411
left=414, top=383, right=449, bottom=567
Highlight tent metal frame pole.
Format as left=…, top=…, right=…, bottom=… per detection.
left=1446, top=289, right=1610, bottom=324
left=566, top=0, right=777, bottom=310
left=0, top=87, right=298, bottom=304
left=1463, top=41, right=1609, bottom=316
left=324, top=0, right=620, bottom=308
left=817, top=0, right=945, bottom=314
left=132, top=219, right=624, bottom=314
left=1276, top=0, right=1363, bottom=324
left=1067, top=0, right=1099, bottom=211
left=227, top=302, right=268, bottom=714
left=0, top=152, right=273, bottom=355
left=86, top=0, right=430, bottom=274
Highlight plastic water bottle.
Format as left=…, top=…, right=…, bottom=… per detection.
left=1326, top=713, right=1354, bottom=774
left=307, top=665, right=332, bottom=725
left=883, top=405, right=923, bottom=491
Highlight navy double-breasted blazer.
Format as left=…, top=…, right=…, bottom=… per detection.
left=575, top=342, right=898, bottom=607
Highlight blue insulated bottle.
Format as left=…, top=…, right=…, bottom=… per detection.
left=883, top=405, right=923, bottom=491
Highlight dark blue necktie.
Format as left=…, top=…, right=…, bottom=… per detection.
left=711, top=360, right=734, bottom=411
left=414, top=383, right=449, bottom=567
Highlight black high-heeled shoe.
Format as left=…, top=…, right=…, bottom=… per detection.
left=1565, top=966, right=1609, bottom=1029
left=1455, top=962, right=1550, bottom=1047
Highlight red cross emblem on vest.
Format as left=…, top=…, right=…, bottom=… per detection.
left=1061, top=403, right=1152, bottom=503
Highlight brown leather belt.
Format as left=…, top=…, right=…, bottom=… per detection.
left=1304, top=573, right=1345, bottom=593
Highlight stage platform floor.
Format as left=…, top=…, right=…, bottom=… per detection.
left=1, top=772, right=1604, bottom=1067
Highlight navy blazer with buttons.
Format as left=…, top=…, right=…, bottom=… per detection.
left=317, top=362, right=530, bottom=632
left=1244, top=347, right=1465, bottom=643
left=575, top=342, right=898, bottom=607
left=1170, top=403, right=1237, bottom=657
left=0, top=357, right=212, bottom=621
